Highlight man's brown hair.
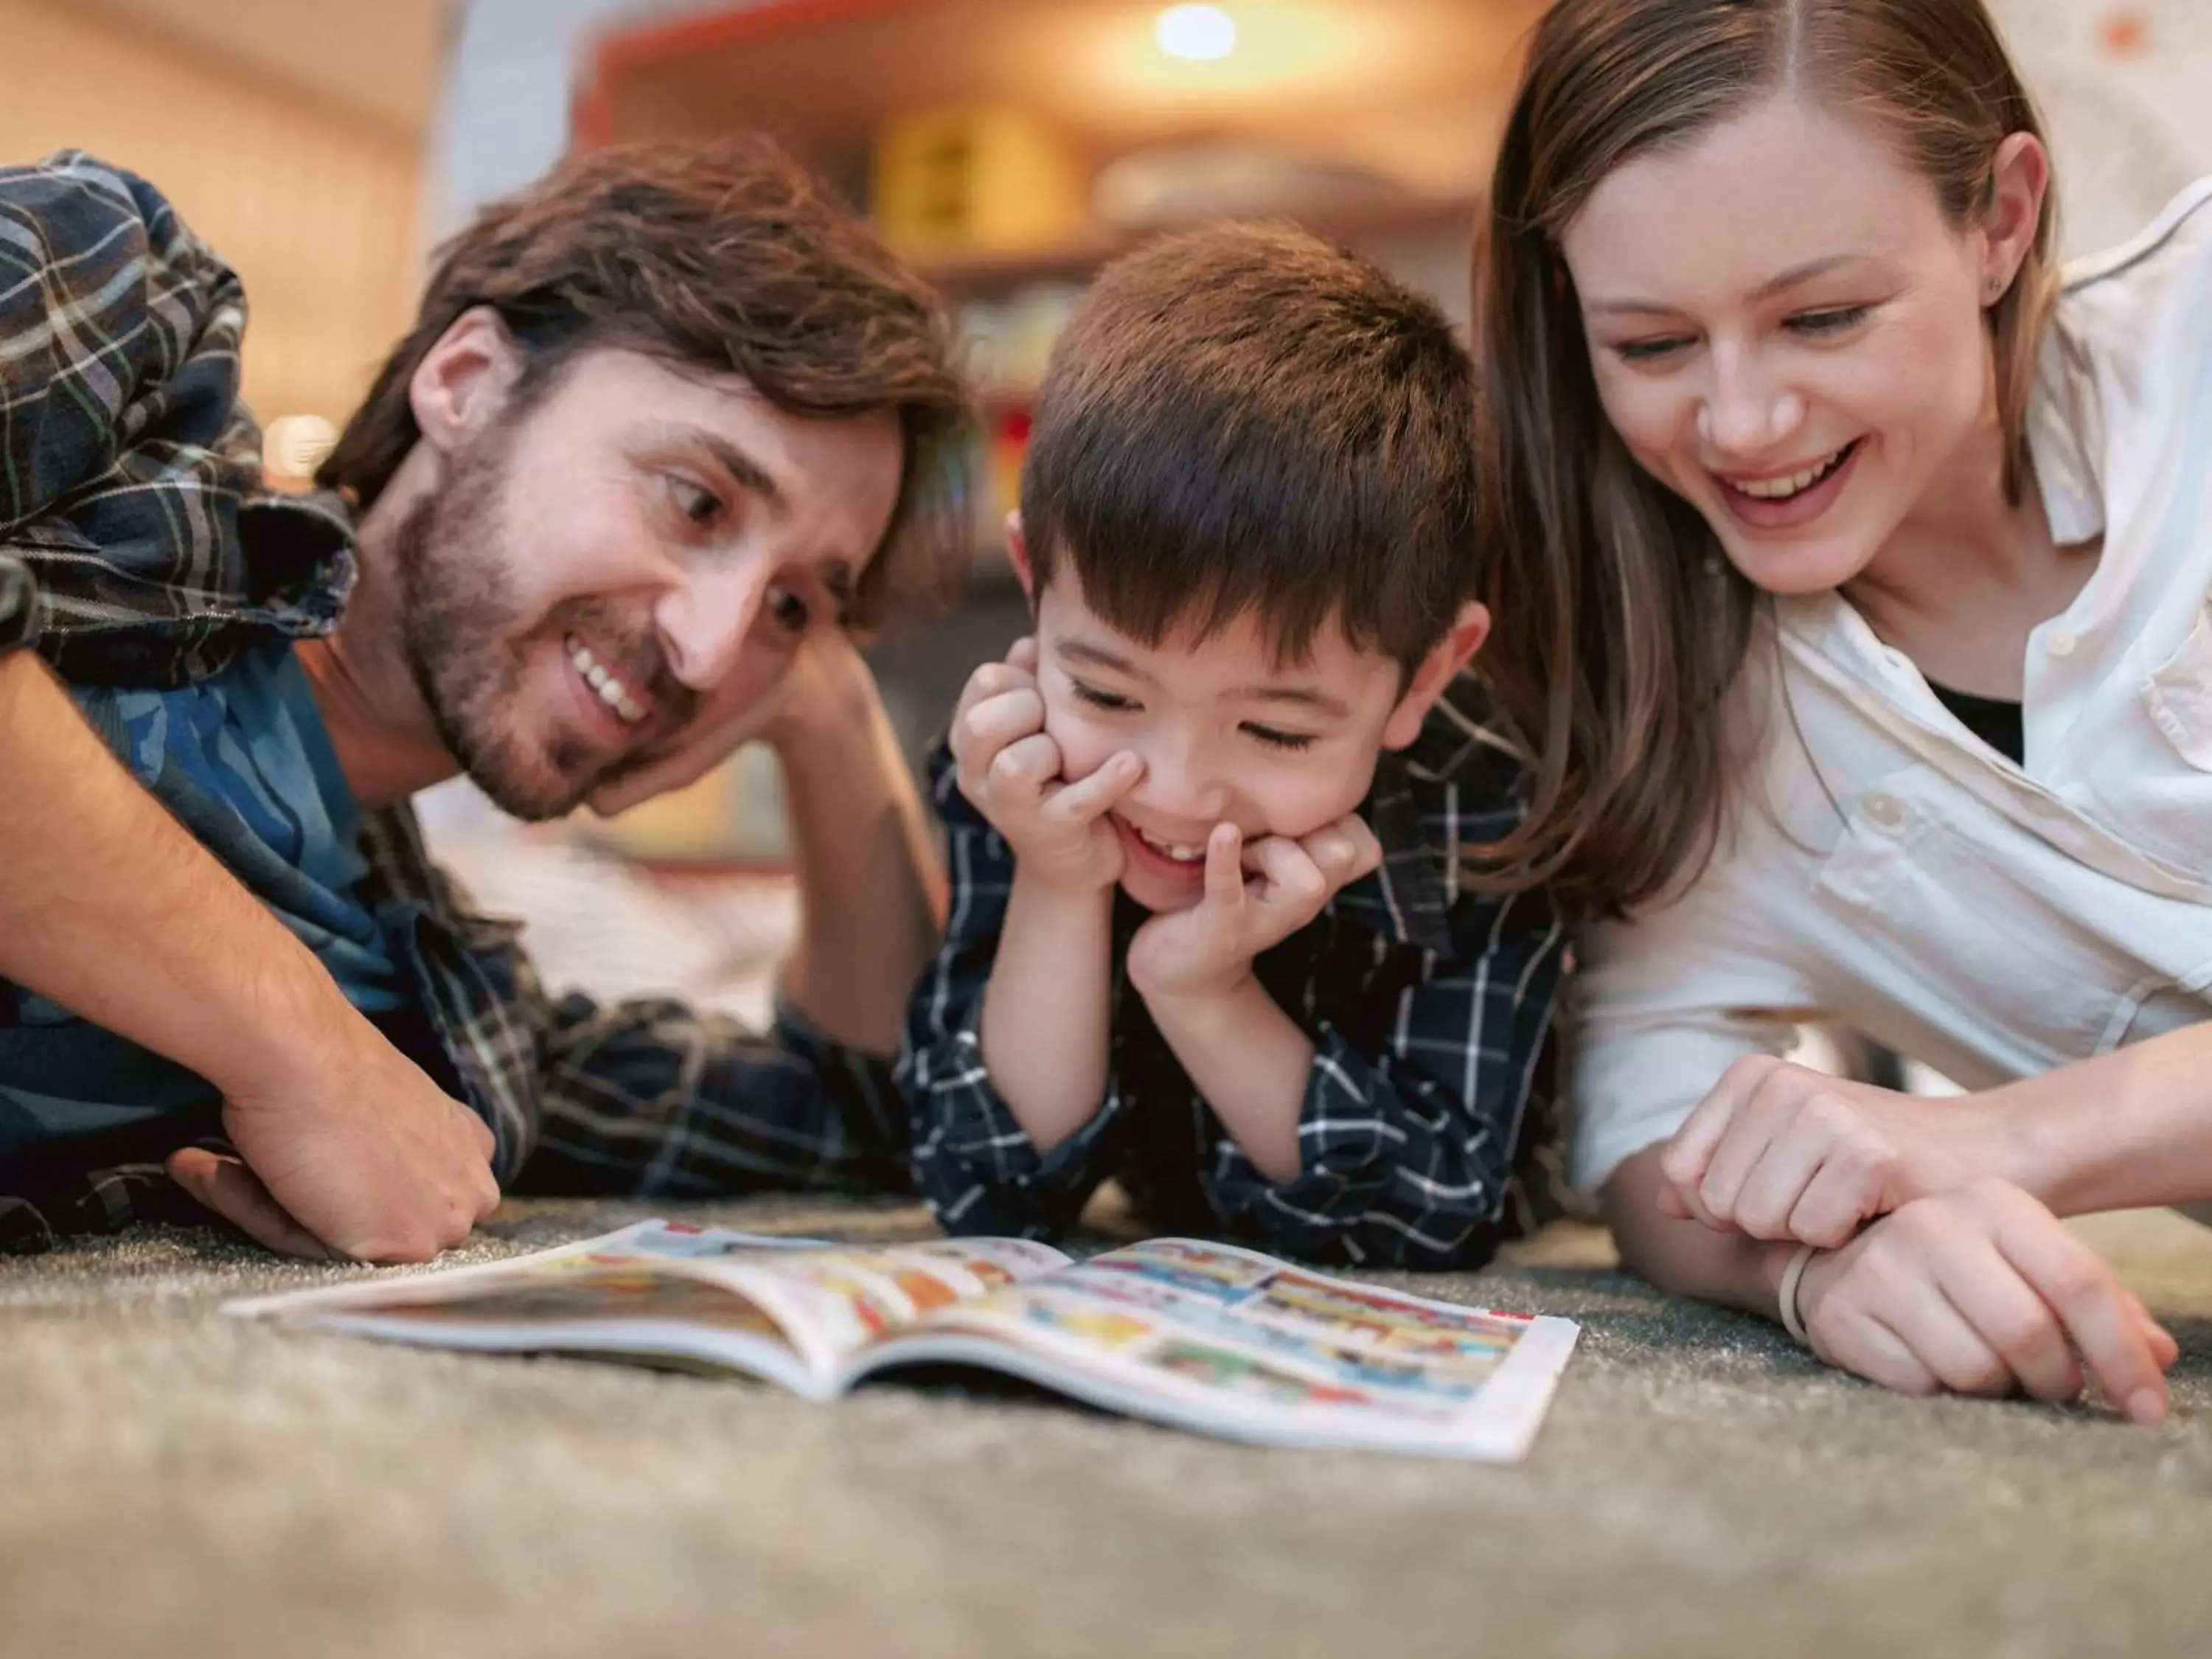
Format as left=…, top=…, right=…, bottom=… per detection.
left=1020, top=221, right=1478, bottom=675
left=320, top=135, right=973, bottom=624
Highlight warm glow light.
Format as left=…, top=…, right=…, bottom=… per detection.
left=1156, top=4, right=1237, bottom=62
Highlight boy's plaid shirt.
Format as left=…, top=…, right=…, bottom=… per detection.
left=898, top=674, right=1571, bottom=1270
left=0, top=153, right=909, bottom=1253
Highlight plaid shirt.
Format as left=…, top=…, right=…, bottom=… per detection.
left=0, top=153, right=908, bottom=1253
left=898, top=676, right=1569, bottom=1269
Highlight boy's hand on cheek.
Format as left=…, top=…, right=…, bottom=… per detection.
left=1127, top=814, right=1382, bottom=1002
left=951, top=639, right=1144, bottom=893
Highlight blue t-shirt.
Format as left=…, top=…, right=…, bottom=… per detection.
left=0, top=642, right=401, bottom=1153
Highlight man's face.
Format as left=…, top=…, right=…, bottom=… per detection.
left=1031, top=569, right=1430, bottom=914
left=393, top=349, right=903, bottom=821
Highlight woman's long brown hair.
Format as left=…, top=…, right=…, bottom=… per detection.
left=1472, top=0, right=2059, bottom=916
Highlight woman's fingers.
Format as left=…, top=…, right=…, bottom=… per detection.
left=1986, top=1186, right=2168, bottom=1423
left=1930, top=1237, right=2084, bottom=1404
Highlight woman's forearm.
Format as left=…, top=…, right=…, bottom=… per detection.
left=1603, top=1145, right=1800, bottom=1319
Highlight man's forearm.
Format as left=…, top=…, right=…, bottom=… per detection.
left=2000, top=1024, right=2212, bottom=1217
left=771, top=652, right=945, bottom=1054
left=978, top=872, right=1115, bottom=1154
left=1146, top=978, right=1310, bottom=1183
left=1604, top=1145, right=1798, bottom=1320
left=0, top=653, right=358, bottom=1093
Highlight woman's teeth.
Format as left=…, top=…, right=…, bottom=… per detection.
left=567, top=637, right=647, bottom=725
left=1136, top=826, right=1206, bottom=864
left=1731, top=444, right=1851, bottom=500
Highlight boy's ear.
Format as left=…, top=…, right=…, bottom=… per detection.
left=1381, top=601, right=1491, bottom=751
left=408, top=305, right=525, bottom=462
left=1004, top=512, right=1037, bottom=605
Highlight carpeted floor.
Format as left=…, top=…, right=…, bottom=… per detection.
left=3, top=1197, right=2208, bottom=1659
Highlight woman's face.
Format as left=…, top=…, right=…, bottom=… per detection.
left=1559, top=94, right=2020, bottom=595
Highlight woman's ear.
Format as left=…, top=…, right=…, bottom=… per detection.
left=1382, top=601, right=1492, bottom=751
left=408, top=306, right=525, bottom=461
left=1005, top=512, right=1037, bottom=605
left=1981, top=132, right=2050, bottom=305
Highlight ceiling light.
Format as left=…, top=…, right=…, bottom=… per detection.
left=1156, top=4, right=1237, bottom=62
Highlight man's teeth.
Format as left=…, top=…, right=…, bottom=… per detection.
left=1136, top=827, right=1206, bottom=863
left=1733, top=445, right=1849, bottom=500
left=566, top=639, right=646, bottom=725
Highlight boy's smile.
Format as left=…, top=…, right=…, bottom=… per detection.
left=1027, top=568, right=1439, bottom=914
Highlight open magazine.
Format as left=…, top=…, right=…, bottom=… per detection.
left=225, top=1221, right=1580, bottom=1462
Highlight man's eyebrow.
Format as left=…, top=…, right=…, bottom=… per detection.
left=1230, top=684, right=1354, bottom=720
left=652, top=422, right=785, bottom=508
left=1057, top=639, right=1156, bottom=682
left=1585, top=252, right=1864, bottom=317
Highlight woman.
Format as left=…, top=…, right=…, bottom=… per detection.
left=1475, top=0, right=2209, bottom=1418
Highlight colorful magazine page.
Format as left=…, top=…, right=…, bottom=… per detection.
left=225, top=1222, right=1071, bottom=1397
left=850, top=1239, right=1579, bottom=1462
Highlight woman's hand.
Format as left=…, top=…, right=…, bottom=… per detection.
left=1794, top=1178, right=2177, bottom=1421
left=1658, top=1054, right=2020, bottom=1248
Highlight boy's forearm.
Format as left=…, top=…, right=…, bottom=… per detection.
left=1145, top=977, right=1311, bottom=1183
left=1603, top=1145, right=1796, bottom=1319
left=978, top=869, right=1116, bottom=1154
left=0, top=653, right=357, bottom=1094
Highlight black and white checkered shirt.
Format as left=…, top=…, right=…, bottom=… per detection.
left=898, top=675, right=1569, bottom=1269
left=0, top=152, right=909, bottom=1252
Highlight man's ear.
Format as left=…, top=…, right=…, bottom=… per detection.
left=1381, top=601, right=1491, bottom=751
left=1004, top=512, right=1037, bottom=605
left=408, top=306, right=526, bottom=461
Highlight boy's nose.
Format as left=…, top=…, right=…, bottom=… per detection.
left=1127, top=743, right=1229, bottom=829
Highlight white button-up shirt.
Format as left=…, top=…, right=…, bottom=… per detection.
left=1570, top=179, right=2212, bottom=1197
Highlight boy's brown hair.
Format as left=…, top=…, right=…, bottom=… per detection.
left=320, top=135, right=973, bottom=625
left=1020, top=221, right=1478, bottom=675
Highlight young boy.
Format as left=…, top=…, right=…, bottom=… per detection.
left=897, top=223, right=1566, bottom=1268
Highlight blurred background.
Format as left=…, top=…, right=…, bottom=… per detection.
left=2, top=0, right=2207, bottom=1016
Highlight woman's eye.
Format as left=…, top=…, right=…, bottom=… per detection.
left=1069, top=681, right=1138, bottom=713
left=765, top=585, right=810, bottom=636
left=1788, top=305, right=1871, bottom=338
left=1613, top=335, right=1694, bottom=365
left=1243, top=723, right=1316, bottom=752
left=668, top=477, right=723, bottom=527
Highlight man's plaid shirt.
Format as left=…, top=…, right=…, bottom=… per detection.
left=0, top=153, right=908, bottom=1252
left=898, top=675, right=1570, bottom=1270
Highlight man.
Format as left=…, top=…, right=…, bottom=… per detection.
left=0, top=141, right=970, bottom=1259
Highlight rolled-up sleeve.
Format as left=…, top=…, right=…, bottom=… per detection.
left=1204, top=886, right=1568, bottom=1268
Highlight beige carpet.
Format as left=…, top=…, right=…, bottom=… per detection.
left=3, top=1197, right=2208, bottom=1659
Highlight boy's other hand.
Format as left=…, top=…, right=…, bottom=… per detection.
left=168, top=1008, right=500, bottom=1262
left=1127, top=813, right=1381, bottom=1001
left=952, top=638, right=1143, bottom=892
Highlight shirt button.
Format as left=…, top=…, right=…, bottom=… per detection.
left=2044, top=627, right=2077, bottom=658
left=1862, top=792, right=1905, bottom=829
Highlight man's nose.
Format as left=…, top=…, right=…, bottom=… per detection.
left=653, top=557, right=769, bottom=692
left=1697, top=344, right=1804, bottom=459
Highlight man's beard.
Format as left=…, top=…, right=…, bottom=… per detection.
left=389, top=429, right=695, bottom=821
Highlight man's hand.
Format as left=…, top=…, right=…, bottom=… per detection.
left=168, top=1008, right=500, bottom=1262
left=1126, top=814, right=1380, bottom=1003
left=951, top=638, right=1144, bottom=893
left=1794, top=1178, right=2177, bottom=1421
left=1658, top=1056, right=2014, bottom=1248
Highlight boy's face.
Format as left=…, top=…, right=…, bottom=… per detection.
left=1028, top=566, right=1477, bottom=914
